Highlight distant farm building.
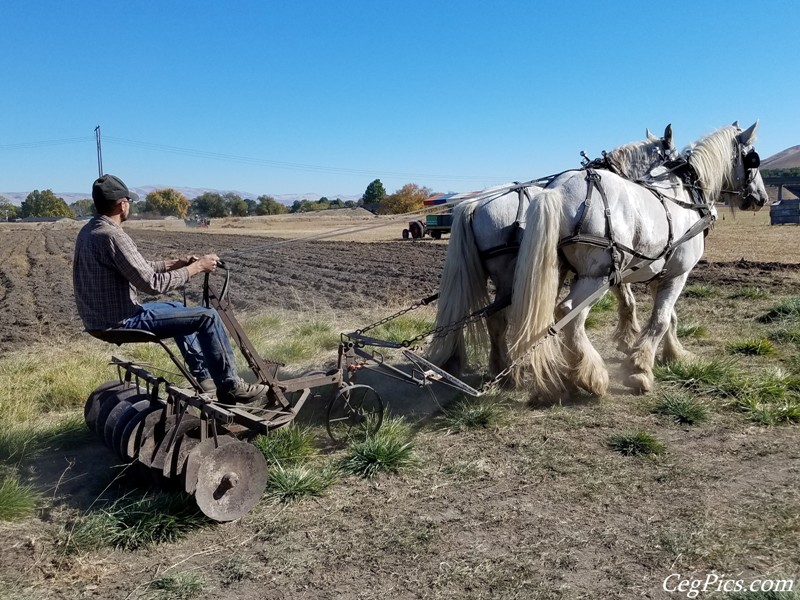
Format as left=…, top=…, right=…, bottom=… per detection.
left=764, top=175, right=800, bottom=225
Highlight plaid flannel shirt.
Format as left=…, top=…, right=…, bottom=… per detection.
left=72, top=215, right=190, bottom=330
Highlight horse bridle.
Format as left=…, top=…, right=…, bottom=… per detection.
left=741, top=146, right=761, bottom=185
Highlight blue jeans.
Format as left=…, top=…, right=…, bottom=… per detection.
left=122, top=302, right=238, bottom=390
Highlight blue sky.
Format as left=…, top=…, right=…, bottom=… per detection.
left=1, top=0, right=798, bottom=199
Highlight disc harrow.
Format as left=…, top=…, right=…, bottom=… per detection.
left=84, top=261, right=478, bottom=522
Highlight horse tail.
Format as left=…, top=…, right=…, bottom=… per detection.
left=508, top=188, right=567, bottom=399
left=427, top=200, right=490, bottom=373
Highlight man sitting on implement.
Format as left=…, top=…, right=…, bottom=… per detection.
left=72, top=174, right=266, bottom=405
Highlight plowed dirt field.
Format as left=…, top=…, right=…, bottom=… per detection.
left=0, top=220, right=798, bottom=354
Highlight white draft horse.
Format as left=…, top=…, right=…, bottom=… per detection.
left=428, top=126, right=677, bottom=378
left=508, top=122, right=768, bottom=401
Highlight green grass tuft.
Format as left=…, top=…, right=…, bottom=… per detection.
left=652, top=392, right=709, bottom=425
left=0, top=343, right=111, bottom=421
left=590, top=293, right=617, bottom=313
left=759, top=296, right=800, bottom=324
left=654, top=358, right=740, bottom=397
left=713, top=368, right=800, bottom=425
left=683, top=284, right=716, bottom=298
left=340, top=416, right=419, bottom=478
left=729, top=286, right=768, bottom=300
left=608, top=430, right=665, bottom=456
left=727, top=338, right=776, bottom=356
left=0, top=474, right=40, bottom=521
left=218, top=557, right=257, bottom=587
left=150, top=572, right=206, bottom=599
left=66, top=492, right=208, bottom=552
left=677, top=323, right=709, bottom=339
left=367, top=315, right=434, bottom=345
left=0, top=416, right=94, bottom=466
left=439, top=396, right=505, bottom=433
left=0, top=422, right=46, bottom=465
left=734, top=395, right=800, bottom=426
left=265, top=463, right=336, bottom=503
left=769, top=326, right=800, bottom=347
left=253, top=425, right=316, bottom=466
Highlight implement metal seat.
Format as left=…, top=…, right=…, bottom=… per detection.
left=88, top=328, right=202, bottom=391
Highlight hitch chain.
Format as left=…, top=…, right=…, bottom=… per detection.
left=353, top=294, right=488, bottom=349
left=477, top=325, right=559, bottom=394
left=352, top=295, right=563, bottom=396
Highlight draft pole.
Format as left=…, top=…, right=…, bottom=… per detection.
left=95, top=125, right=103, bottom=178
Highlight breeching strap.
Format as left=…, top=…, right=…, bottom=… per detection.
left=477, top=184, right=536, bottom=261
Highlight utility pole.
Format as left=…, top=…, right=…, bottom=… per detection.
left=95, top=125, right=103, bottom=178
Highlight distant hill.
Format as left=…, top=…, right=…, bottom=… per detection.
left=5, top=147, right=798, bottom=207
left=761, top=145, right=800, bottom=170
left=0, top=187, right=360, bottom=207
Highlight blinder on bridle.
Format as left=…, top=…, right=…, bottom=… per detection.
left=743, top=149, right=760, bottom=170
left=739, top=146, right=761, bottom=185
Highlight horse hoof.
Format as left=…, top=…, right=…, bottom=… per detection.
left=625, top=373, right=653, bottom=394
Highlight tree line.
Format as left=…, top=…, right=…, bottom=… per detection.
left=0, top=178, right=438, bottom=220
left=762, top=167, right=800, bottom=178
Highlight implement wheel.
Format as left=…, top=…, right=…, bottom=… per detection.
left=325, top=384, right=383, bottom=443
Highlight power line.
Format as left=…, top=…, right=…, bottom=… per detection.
left=0, top=136, right=94, bottom=150
left=0, top=134, right=500, bottom=183
left=102, top=136, right=497, bottom=182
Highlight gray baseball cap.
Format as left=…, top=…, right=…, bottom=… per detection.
left=92, top=174, right=139, bottom=205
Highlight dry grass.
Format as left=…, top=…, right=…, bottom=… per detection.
left=706, top=208, right=799, bottom=263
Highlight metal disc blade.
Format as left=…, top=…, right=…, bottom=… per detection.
left=93, top=387, right=138, bottom=438
left=84, top=381, right=124, bottom=433
left=173, top=434, right=200, bottom=483
left=183, top=436, right=236, bottom=494
left=120, top=403, right=162, bottom=462
left=164, top=430, right=201, bottom=482
left=103, top=391, right=148, bottom=449
left=138, top=412, right=174, bottom=469
left=153, top=415, right=201, bottom=476
left=112, top=399, right=152, bottom=460
left=194, top=441, right=268, bottom=522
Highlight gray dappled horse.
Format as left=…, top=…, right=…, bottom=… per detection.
left=428, top=125, right=676, bottom=378
left=508, top=122, right=768, bottom=401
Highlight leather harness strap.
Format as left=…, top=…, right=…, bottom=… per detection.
left=476, top=183, right=534, bottom=261
left=558, top=168, right=713, bottom=284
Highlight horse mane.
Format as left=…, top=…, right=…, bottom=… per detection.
left=605, top=139, right=666, bottom=180
left=684, top=126, right=744, bottom=200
